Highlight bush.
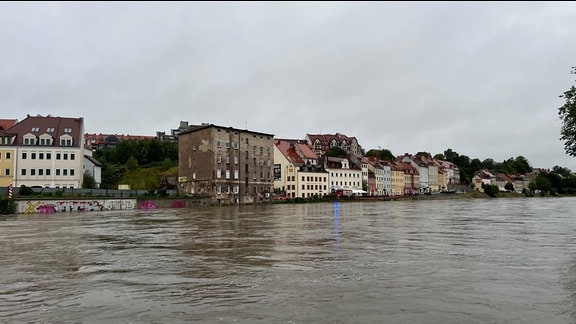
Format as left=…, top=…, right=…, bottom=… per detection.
left=18, top=185, right=33, bottom=197
left=0, top=198, right=15, bottom=214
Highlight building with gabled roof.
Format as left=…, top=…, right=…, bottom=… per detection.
left=324, top=156, right=364, bottom=195
left=3, top=114, right=85, bottom=188
left=305, top=133, right=362, bottom=157
left=274, top=139, right=328, bottom=198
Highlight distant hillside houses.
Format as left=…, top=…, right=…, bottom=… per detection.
left=472, top=169, right=541, bottom=193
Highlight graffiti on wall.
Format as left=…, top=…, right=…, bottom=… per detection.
left=19, top=199, right=137, bottom=214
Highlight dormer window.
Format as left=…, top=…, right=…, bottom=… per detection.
left=31, top=127, right=40, bottom=132
left=39, top=134, right=53, bottom=146
left=59, top=134, right=73, bottom=147
left=64, top=128, right=72, bottom=133
left=47, top=127, right=55, bottom=133
left=23, top=134, right=36, bottom=145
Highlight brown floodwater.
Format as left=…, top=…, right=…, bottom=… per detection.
left=1, top=197, right=576, bottom=323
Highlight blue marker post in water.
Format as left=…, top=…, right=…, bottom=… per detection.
left=333, top=201, right=340, bottom=250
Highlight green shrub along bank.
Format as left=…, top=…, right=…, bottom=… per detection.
left=0, top=198, right=15, bottom=215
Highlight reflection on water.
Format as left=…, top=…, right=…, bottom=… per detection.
left=1, top=198, right=576, bottom=323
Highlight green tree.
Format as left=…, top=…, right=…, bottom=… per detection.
left=126, top=156, right=139, bottom=171
left=559, top=66, right=576, bottom=157
left=325, top=146, right=347, bottom=158
left=504, top=181, right=514, bottom=192
left=482, top=183, right=499, bottom=197
left=82, top=171, right=96, bottom=189
left=531, top=174, right=552, bottom=193
left=365, top=148, right=395, bottom=161
left=552, top=165, right=572, bottom=178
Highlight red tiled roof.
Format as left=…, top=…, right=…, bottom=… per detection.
left=8, top=114, right=83, bottom=147
left=0, top=119, right=17, bottom=131
left=275, top=139, right=305, bottom=165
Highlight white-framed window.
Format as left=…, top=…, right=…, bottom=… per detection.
left=226, top=170, right=230, bottom=179
left=234, top=170, right=239, bottom=179
left=59, top=134, right=73, bottom=146
left=216, top=169, right=221, bottom=179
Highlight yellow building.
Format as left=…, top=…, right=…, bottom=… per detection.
left=0, top=148, right=15, bottom=187
left=0, top=119, right=18, bottom=188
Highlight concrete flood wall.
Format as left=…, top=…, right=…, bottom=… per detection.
left=15, top=197, right=213, bottom=214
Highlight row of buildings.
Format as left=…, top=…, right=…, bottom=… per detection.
left=176, top=124, right=461, bottom=203
left=1, top=114, right=536, bottom=203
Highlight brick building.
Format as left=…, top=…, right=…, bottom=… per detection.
left=178, top=124, right=274, bottom=204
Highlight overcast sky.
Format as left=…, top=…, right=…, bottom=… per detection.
left=2, top=2, right=576, bottom=170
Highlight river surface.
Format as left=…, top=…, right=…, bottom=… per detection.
left=1, top=197, right=576, bottom=323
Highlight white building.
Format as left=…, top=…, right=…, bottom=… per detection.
left=7, top=115, right=85, bottom=189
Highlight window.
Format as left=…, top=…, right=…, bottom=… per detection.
left=64, top=153, right=68, bottom=160
left=216, top=155, right=221, bottom=164
left=71, top=153, right=75, bottom=160
left=56, top=169, right=60, bottom=176
left=31, top=127, right=39, bottom=132
left=234, top=170, right=238, bottom=179
left=216, top=185, right=221, bottom=194
left=39, top=169, right=43, bottom=176
left=70, top=169, right=75, bottom=176
left=226, top=155, right=230, bottom=164
left=5, top=152, right=9, bottom=159
left=22, top=152, right=27, bottom=159
left=56, top=153, right=61, bottom=160
left=64, top=128, right=72, bottom=133
left=225, top=142, right=230, bottom=148
left=226, top=170, right=230, bottom=179
left=39, top=153, right=44, bottom=159
left=217, top=140, right=221, bottom=148
left=46, top=169, right=51, bottom=176
left=47, top=127, right=55, bottom=132
left=46, top=153, right=51, bottom=159
left=31, top=153, right=36, bottom=159
left=31, top=169, right=36, bottom=176
left=5, top=169, right=10, bottom=176
left=216, top=169, right=221, bottom=179
left=21, top=169, right=26, bottom=176
left=63, top=169, right=68, bottom=176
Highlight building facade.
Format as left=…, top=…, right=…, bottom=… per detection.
left=178, top=124, right=274, bottom=204
left=273, top=139, right=328, bottom=198
left=3, top=115, right=85, bottom=188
